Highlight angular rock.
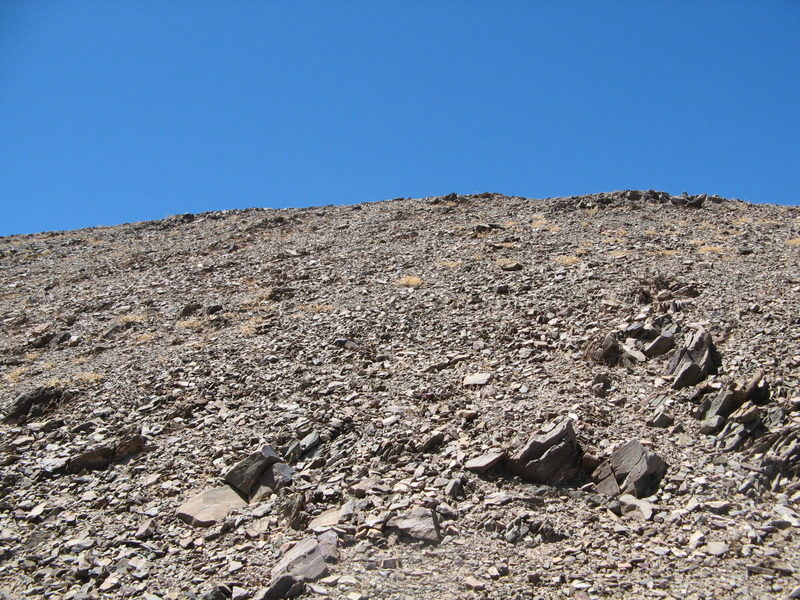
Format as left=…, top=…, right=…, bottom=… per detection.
left=463, top=373, right=492, bottom=386
left=508, top=418, right=582, bottom=484
left=464, top=450, right=505, bottom=473
left=3, top=387, right=63, bottom=424
left=418, top=430, right=445, bottom=452
left=261, top=462, right=295, bottom=493
left=176, top=486, right=247, bottom=527
left=643, top=332, right=674, bottom=357
left=667, top=328, right=715, bottom=389
left=618, top=494, right=654, bottom=521
left=647, top=410, right=674, bottom=428
left=386, top=507, right=441, bottom=543
left=224, top=445, right=282, bottom=500
left=270, top=538, right=328, bottom=582
left=585, top=333, right=621, bottom=366
left=593, top=440, right=667, bottom=498
left=67, top=446, right=115, bottom=473
left=256, top=575, right=304, bottom=600
left=699, top=415, right=726, bottom=434
left=308, top=508, right=340, bottom=533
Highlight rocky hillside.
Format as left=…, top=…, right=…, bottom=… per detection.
left=1, top=190, right=799, bottom=600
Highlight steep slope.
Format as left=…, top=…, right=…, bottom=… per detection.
left=1, top=191, right=799, bottom=599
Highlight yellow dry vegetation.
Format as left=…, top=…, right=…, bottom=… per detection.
left=72, top=372, right=104, bottom=384
left=177, top=319, right=203, bottom=330
left=786, top=238, right=800, bottom=246
left=4, top=366, right=29, bottom=385
left=608, top=250, right=629, bottom=258
left=437, top=260, right=463, bottom=268
left=118, top=314, right=147, bottom=324
left=553, top=255, right=580, bottom=266
left=395, top=275, right=423, bottom=288
left=698, top=245, right=725, bottom=254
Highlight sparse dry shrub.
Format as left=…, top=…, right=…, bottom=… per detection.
left=437, top=260, right=463, bottom=268
left=574, top=248, right=590, bottom=255
left=608, top=250, right=629, bottom=258
left=699, top=245, right=725, bottom=254
left=177, top=318, right=203, bottom=330
left=4, top=366, right=29, bottom=385
left=134, top=332, right=158, bottom=344
left=786, top=238, right=800, bottom=246
left=72, top=372, right=104, bottom=384
left=553, top=255, right=580, bottom=266
left=118, top=314, right=147, bottom=324
left=395, top=275, right=423, bottom=288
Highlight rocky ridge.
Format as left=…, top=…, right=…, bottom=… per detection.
left=1, top=190, right=800, bottom=599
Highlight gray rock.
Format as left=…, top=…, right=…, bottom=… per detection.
left=3, top=387, right=63, bottom=424
left=463, top=372, right=492, bottom=386
left=270, top=537, right=328, bottom=582
left=593, top=440, right=667, bottom=498
left=667, top=328, right=714, bottom=389
left=643, top=332, right=674, bottom=357
left=585, top=333, right=621, bottom=366
left=262, top=462, right=295, bottom=493
left=255, top=575, right=304, bottom=600
left=67, top=445, right=115, bottom=473
left=224, top=446, right=282, bottom=500
left=464, top=451, right=505, bottom=473
left=699, top=415, right=726, bottom=434
left=508, top=418, right=582, bottom=484
left=647, top=410, right=674, bottom=428
left=386, top=507, right=441, bottom=543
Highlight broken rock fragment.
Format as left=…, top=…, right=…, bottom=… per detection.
left=593, top=440, right=667, bottom=498
left=667, top=328, right=715, bottom=389
left=3, top=387, right=64, bottom=424
left=176, top=486, right=247, bottom=527
left=464, top=450, right=505, bottom=473
left=270, top=538, right=328, bottom=582
left=224, top=445, right=283, bottom=500
left=386, top=507, right=441, bottom=543
left=508, top=418, right=582, bottom=484
left=463, top=372, right=492, bottom=386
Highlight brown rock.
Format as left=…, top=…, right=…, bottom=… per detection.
left=176, top=486, right=247, bottom=527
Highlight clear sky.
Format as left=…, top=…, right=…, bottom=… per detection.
left=1, top=2, right=798, bottom=236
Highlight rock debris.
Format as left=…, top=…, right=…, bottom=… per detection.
left=1, top=190, right=800, bottom=599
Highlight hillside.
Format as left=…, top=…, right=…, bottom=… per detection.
left=1, top=190, right=800, bottom=600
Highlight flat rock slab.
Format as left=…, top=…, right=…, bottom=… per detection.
left=463, top=372, right=492, bottom=386
left=176, top=486, right=247, bottom=527
left=464, top=451, right=505, bottom=473
left=270, top=537, right=328, bottom=582
left=308, top=507, right=340, bottom=533
left=386, top=507, right=441, bottom=543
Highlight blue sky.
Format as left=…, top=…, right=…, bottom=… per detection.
left=1, top=2, right=798, bottom=236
